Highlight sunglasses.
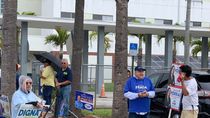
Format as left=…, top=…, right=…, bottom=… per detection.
left=26, top=82, right=32, bottom=85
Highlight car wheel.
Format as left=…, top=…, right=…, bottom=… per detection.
left=171, top=114, right=180, bottom=118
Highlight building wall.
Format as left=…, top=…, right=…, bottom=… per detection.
left=17, top=0, right=41, bottom=15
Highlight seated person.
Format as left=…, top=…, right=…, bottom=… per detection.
left=11, top=75, right=44, bottom=118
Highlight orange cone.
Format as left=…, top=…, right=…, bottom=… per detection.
left=99, top=82, right=107, bottom=98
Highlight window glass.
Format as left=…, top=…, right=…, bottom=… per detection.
left=149, top=73, right=162, bottom=87
left=157, top=74, right=169, bottom=88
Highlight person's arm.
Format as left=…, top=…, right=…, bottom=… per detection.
left=124, top=91, right=139, bottom=100
left=181, top=81, right=189, bottom=96
left=124, top=79, right=139, bottom=100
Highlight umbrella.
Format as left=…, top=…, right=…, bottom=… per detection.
left=33, top=52, right=61, bottom=71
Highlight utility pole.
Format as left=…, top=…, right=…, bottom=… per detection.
left=184, top=0, right=192, bottom=64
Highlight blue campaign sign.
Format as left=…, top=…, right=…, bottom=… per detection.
left=75, top=91, right=94, bottom=111
left=129, top=43, right=138, bottom=56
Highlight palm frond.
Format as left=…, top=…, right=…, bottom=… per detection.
left=174, top=36, right=184, bottom=42
left=191, top=40, right=202, bottom=46
left=191, top=45, right=202, bottom=57
left=45, top=35, right=60, bottom=46
left=89, top=31, right=97, bottom=40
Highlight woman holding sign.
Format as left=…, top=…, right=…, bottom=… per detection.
left=11, top=75, right=44, bottom=118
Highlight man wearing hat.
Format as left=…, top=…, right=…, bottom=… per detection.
left=179, top=65, right=198, bottom=118
left=124, top=66, right=155, bottom=118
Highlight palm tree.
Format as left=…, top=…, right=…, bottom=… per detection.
left=112, top=0, right=128, bottom=118
left=158, top=35, right=184, bottom=63
left=70, top=0, right=84, bottom=117
left=45, top=27, right=70, bottom=59
left=1, top=0, right=18, bottom=100
left=191, top=39, right=210, bottom=57
left=89, top=31, right=113, bottom=52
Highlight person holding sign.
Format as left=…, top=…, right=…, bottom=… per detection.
left=11, top=75, right=44, bottom=118
left=179, top=65, right=199, bottom=118
left=124, top=66, right=155, bottom=118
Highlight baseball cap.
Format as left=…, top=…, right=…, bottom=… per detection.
left=135, top=66, right=146, bottom=72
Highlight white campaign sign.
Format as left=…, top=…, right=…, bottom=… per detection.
left=169, top=85, right=182, bottom=111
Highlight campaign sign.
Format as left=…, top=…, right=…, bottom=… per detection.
left=169, top=85, right=182, bottom=111
left=0, top=95, right=10, bottom=117
left=17, top=104, right=42, bottom=118
left=170, top=64, right=182, bottom=86
left=75, top=91, right=93, bottom=111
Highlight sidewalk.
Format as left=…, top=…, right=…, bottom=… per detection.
left=94, top=92, right=113, bottom=108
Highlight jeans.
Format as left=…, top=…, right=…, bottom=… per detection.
left=129, top=112, right=149, bottom=118
left=42, top=85, right=53, bottom=105
left=55, top=85, right=71, bottom=118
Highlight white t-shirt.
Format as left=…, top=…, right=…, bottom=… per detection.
left=182, top=77, right=199, bottom=110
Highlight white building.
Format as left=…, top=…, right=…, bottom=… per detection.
left=1, top=0, right=209, bottom=79
left=11, top=0, right=209, bottom=56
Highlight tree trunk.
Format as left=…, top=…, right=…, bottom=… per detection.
left=184, top=0, right=191, bottom=64
left=70, top=0, right=84, bottom=117
left=112, top=0, right=128, bottom=118
left=1, top=0, right=17, bottom=100
left=173, top=40, right=177, bottom=63
left=137, top=37, right=143, bottom=66
left=59, top=44, right=63, bottom=59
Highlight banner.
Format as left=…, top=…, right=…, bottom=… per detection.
left=0, top=95, right=10, bottom=117
left=17, top=104, right=42, bottom=118
left=168, top=85, right=182, bottom=111
left=75, top=91, right=93, bottom=111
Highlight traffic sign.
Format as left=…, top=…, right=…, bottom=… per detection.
left=129, top=43, right=138, bottom=56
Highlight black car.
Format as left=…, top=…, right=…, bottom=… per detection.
left=149, top=71, right=210, bottom=118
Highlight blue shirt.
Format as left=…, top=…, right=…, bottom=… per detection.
left=56, top=67, right=72, bottom=87
left=124, top=76, right=155, bottom=113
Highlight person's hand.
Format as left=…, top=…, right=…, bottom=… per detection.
left=138, top=91, right=149, bottom=97
left=56, top=81, right=61, bottom=88
left=36, top=102, right=43, bottom=109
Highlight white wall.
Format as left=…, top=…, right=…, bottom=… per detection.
left=18, top=0, right=41, bottom=15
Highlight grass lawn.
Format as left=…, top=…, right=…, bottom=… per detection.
left=82, top=109, right=112, bottom=118
left=88, top=83, right=114, bottom=92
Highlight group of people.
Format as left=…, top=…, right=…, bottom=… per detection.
left=11, top=58, right=198, bottom=118
left=124, top=65, right=199, bottom=118
left=11, top=58, right=73, bottom=118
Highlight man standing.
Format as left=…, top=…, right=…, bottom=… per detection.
left=124, top=66, right=155, bottom=118
left=180, top=65, right=199, bottom=118
left=55, top=59, right=72, bottom=118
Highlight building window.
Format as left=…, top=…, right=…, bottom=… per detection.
left=163, top=20, right=172, bottom=25
left=93, top=14, right=113, bottom=21
left=61, top=12, right=75, bottom=18
left=155, top=19, right=172, bottom=25
left=0, top=0, right=4, bottom=14
left=128, top=17, right=136, bottom=22
left=193, top=21, right=201, bottom=27
left=128, top=17, right=145, bottom=23
left=154, top=19, right=164, bottom=25
left=93, top=14, right=102, bottom=20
